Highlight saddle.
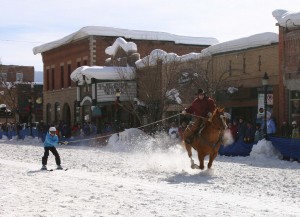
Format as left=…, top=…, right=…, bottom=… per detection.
left=184, top=118, right=207, bottom=144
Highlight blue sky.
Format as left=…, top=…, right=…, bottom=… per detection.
left=0, top=0, right=299, bottom=76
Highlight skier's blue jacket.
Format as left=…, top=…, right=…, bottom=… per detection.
left=43, top=133, right=59, bottom=147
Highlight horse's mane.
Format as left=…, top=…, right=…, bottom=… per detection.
left=212, top=107, right=224, bottom=117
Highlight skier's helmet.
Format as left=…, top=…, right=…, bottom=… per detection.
left=49, top=127, right=56, bottom=132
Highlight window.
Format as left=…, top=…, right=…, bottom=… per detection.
left=0, top=73, right=7, bottom=82
left=243, top=57, right=246, bottom=73
left=68, top=64, right=71, bottom=87
left=16, top=73, right=23, bottom=82
left=228, top=60, right=232, bottom=75
left=258, top=55, right=261, bottom=72
left=46, top=69, right=50, bottom=90
left=60, top=66, right=64, bottom=88
left=51, top=68, right=55, bottom=90
left=77, top=61, right=81, bottom=68
left=83, top=59, right=88, bottom=65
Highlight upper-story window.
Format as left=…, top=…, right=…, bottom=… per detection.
left=243, top=57, right=246, bottom=73
left=77, top=61, right=81, bottom=68
left=46, top=69, right=50, bottom=91
left=0, top=73, right=7, bottom=82
left=258, top=55, right=261, bottom=72
left=16, top=73, right=23, bottom=82
left=60, top=66, right=64, bottom=88
left=51, top=68, right=55, bottom=90
left=67, top=64, right=71, bottom=87
left=228, top=60, right=232, bottom=76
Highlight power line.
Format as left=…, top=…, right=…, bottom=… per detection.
left=0, top=39, right=45, bottom=44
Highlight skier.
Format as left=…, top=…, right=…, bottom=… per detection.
left=41, top=127, right=63, bottom=170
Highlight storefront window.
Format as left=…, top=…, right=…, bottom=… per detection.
left=290, top=91, right=300, bottom=123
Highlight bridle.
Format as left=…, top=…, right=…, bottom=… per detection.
left=210, top=112, right=228, bottom=131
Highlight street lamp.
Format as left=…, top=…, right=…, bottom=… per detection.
left=114, top=89, right=121, bottom=131
left=262, top=72, right=269, bottom=139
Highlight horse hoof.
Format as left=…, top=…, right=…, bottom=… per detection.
left=191, top=164, right=200, bottom=169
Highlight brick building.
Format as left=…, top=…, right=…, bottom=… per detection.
left=33, top=26, right=217, bottom=126
left=0, top=64, right=43, bottom=123
left=273, top=9, right=300, bottom=127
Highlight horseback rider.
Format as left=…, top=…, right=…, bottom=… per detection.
left=182, top=88, right=216, bottom=144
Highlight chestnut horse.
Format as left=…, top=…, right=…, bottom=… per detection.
left=183, top=107, right=228, bottom=170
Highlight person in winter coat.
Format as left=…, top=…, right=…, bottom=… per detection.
left=182, top=88, right=216, bottom=144
left=168, top=122, right=179, bottom=139
left=237, top=116, right=247, bottom=141
left=41, top=127, right=63, bottom=170
left=291, top=121, right=300, bottom=138
left=254, top=123, right=263, bottom=142
left=261, top=112, right=276, bottom=136
left=244, top=121, right=255, bottom=143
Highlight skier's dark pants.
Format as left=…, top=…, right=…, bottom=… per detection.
left=42, top=147, right=61, bottom=166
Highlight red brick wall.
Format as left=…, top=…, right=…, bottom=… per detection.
left=0, top=65, right=34, bottom=82
left=43, top=39, right=90, bottom=90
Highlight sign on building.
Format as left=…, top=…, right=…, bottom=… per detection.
left=258, top=93, right=273, bottom=110
left=96, top=81, right=136, bottom=102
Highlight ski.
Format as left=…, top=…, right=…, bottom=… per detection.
left=40, top=168, right=68, bottom=172
left=48, top=168, right=68, bottom=171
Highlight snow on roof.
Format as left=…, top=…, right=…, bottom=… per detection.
left=70, top=65, right=135, bottom=84
left=105, top=37, right=137, bottom=56
left=136, top=32, right=278, bottom=68
left=201, top=32, right=278, bottom=56
left=33, top=26, right=218, bottom=54
left=272, top=9, right=300, bottom=28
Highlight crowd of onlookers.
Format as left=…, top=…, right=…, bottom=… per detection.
left=0, top=120, right=123, bottom=141
left=165, top=109, right=300, bottom=143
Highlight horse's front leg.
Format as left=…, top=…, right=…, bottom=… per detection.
left=190, top=156, right=200, bottom=169
left=198, top=152, right=205, bottom=170
left=186, top=143, right=199, bottom=169
left=185, top=142, right=193, bottom=158
left=207, top=145, right=220, bottom=169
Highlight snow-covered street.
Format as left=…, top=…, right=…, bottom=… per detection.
left=0, top=131, right=299, bottom=217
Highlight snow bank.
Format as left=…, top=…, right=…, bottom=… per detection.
left=250, top=139, right=282, bottom=159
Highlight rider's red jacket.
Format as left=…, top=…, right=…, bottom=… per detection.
left=185, top=96, right=216, bottom=118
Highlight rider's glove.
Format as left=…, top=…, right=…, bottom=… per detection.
left=207, top=112, right=213, bottom=122
left=182, top=110, right=187, bottom=115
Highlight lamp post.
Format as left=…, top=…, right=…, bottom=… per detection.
left=115, top=89, right=121, bottom=132
left=262, top=72, right=269, bottom=139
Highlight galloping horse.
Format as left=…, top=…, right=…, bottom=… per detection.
left=183, top=107, right=228, bottom=170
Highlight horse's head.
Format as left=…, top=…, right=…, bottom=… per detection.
left=211, top=107, right=228, bottom=130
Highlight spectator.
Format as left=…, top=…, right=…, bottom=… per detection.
left=228, top=120, right=238, bottom=141
left=237, top=116, right=247, bottom=141
left=37, top=120, right=45, bottom=140
left=71, top=123, right=80, bottom=137
left=244, top=121, right=255, bottom=143
left=281, top=121, right=291, bottom=138
left=261, top=111, right=276, bottom=135
left=254, top=123, right=263, bottom=142
left=291, top=121, right=300, bottom=138
left=168, top=122, right=179, bottom=139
